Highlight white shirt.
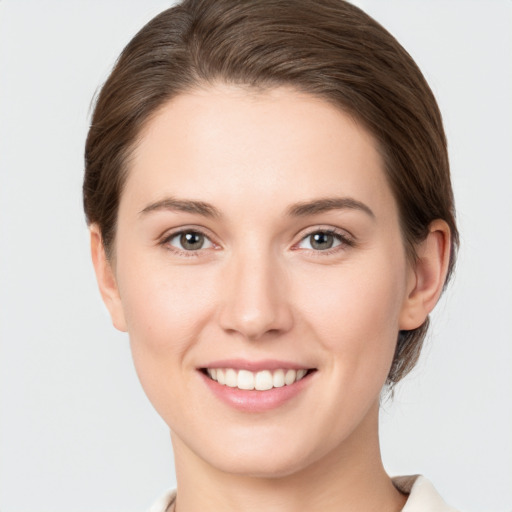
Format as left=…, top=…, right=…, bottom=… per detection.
left=146, top=475, right=459, bottom=512
left=393, top=475, right=459, bottom=511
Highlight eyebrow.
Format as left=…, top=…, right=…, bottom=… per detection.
left=139, top=197, right=222, bottom=218
left=139, top=196, right=374, bottom=219
left=286, top=197, right=375, bottom=219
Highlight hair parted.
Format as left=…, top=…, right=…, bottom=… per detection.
left=83, top=0, right=458, bottom=386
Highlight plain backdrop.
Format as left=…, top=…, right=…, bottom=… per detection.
left=0, top=1, right=511, bottom=511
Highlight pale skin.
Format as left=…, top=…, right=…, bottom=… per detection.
left=90, top=85, right=451, bottom=512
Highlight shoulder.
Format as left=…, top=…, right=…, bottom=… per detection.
left=146, top=477, right=458, bottom=512
left=145, top=489, right=176, bottom=512
left=393, top=475, right=460, bottom=512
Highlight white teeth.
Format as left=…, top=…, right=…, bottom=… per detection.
left=225, top=368, right=237, bottom=387
left=237, top=369, right=255, bottom=390
left=205, top=367, right=310, bottom=390
left=284, top=369, right=297, bottom=385
left=216, top=368, right=226, bottom=385
left=297, top=369, right=307, bottom=380
left=272, top=369, right=285, bottom=388
left=255, top=370, right=273, bottom=391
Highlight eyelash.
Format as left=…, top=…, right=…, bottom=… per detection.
left=160, top=228, right=216, bottom=258
left=294, top=228, right=355, bottom=256
left=159, top=227, right=355, bottom=258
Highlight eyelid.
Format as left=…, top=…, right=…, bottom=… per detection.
left=157, top=224, right=355, bottom=257
left=159, top=226, right=220, bottom=257
left=292, top=226, right=356, bottom=253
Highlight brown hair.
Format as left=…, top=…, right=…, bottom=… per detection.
left=83, top=0, right=458, bottom=386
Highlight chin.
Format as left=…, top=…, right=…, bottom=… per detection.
left=207, top=447, right=316, bottom=479
left=180, top=423, right=333, bottom=480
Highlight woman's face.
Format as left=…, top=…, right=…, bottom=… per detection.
left=100, top=85, right=419, bottom=477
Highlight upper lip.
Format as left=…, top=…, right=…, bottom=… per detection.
left=200, top=359, right=315, bottom=372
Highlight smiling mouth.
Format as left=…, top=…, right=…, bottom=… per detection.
left=201, top=367, right=317, bottom=391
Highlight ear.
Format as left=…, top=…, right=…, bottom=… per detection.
left=399, top=219, right=452, bottom=330
left=89, top=224, right=127, bottom=332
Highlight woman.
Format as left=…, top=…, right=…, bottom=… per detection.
left=84, top=1, right=458, bottom=510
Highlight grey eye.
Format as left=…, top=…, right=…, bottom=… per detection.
left=168, top=231, right=213, bottom=251
left=298, top=231, right=343, bottom=251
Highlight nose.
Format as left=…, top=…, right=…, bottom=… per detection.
left=218, top=249, right=294, bottom=341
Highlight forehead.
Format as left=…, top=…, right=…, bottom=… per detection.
left=122, top=84, right=396, bottom=221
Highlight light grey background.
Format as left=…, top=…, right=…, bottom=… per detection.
left=0, top=1, right=510, bottom=511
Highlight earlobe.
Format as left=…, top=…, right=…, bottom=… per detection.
left=399, top=219, right=451, bottom=331
left=89, top=225, right=128, bottom=332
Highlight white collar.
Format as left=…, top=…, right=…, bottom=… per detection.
left=147, top=475, right=458, bottom=512
left=393, top=475, right=459, bottom=512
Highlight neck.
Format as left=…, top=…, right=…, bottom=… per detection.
left=170, top=401, right=406, bottom=512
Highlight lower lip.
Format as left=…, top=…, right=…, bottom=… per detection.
left=200, top=371, right=314, bottom=412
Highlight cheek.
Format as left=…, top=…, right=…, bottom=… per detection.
left=116, top=254, right=222, bottom=421
left=120, top=259, right=212, bottom=340
left=293, top=256, right=406, bottom=372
